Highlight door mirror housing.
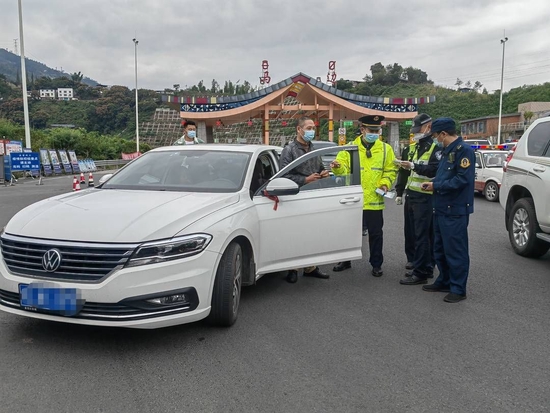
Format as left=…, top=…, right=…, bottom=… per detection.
left=98, top=173, right=114, bottom=186
left=475, top=163, right=481, bottom=169
left=264, top=178, right=299, bottom=197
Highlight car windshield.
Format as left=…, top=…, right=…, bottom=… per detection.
left=102, top=149, right=251, bottom=192
left=465, top=139, right=491, bottom=146
left=483, top=152, right=507, bottom=168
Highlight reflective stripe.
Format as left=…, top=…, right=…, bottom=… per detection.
left=371, top=167, right=383, bottom=171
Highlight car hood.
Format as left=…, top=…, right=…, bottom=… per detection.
left=5, top=189, right=239, bottom=243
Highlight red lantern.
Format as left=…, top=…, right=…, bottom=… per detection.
left=216, top=120, right=222, bottom=127
left=281, top=121, right=287, bottom=127
left=315, top=120, right=320, bottom=126
left=247, top=120, right=253, bottom=126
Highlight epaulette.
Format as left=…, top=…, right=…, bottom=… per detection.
left=457, top=144, right=463, bottom=150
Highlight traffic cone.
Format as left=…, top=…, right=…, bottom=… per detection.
left=72, top=176, right=77, bottom=191
left=88, top=172, right=94, bottom=187
left=75, top=180, right=81, bottom=191
left=79, top=172, right=86, bottom=185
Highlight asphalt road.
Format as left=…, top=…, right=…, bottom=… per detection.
left=0, top=175, right=549, bottom=413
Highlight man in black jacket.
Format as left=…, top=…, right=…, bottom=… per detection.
left=394, top=113, right=441, bottom=285
left=279, top=116, right=330, bottom=283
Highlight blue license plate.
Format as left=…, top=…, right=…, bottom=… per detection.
left=19, top=284, right=84, bottom=316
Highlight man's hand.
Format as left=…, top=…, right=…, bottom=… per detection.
left=379, top=185, right=389, bottom=193
left=305, top=173, right=322, bottom=184
left=421, top=182, right=433, bottom=191
left=320, top=170, right=330, bottom=178
left=330, top=160, right=341, bottom=169
left=399, top=161, right=414, bottom=170
left=395, top=197, right=403, bottom=205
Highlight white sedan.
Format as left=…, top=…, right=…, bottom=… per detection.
left=0, top=145, right=363, bottom=329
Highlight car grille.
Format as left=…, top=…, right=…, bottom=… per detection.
left=0, top=289, right=198, bottom=321
left=0, top=234, right=137, bottom=283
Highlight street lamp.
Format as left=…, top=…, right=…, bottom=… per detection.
left=133, top=38, right=140, bottom=153
left=497, top=34, right=508, bottom=145
left=18, top=0, right=31, bottom=149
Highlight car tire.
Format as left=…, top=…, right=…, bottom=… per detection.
left=508, top=198, right=550, bottom=258
left=208, top=241, right=243, bottom=327
left=484, top=181, right=499, bottom=202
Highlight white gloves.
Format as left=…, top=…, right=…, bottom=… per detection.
left=395, top=197, right=403, bottom=205
left=400, top=161, right=414, bottom=170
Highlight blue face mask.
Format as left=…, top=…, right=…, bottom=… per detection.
left=364, top=133, right=379, bottom=143
left=303, top=130, right=315, bottom=142
left=187, top=130, right=196, bottom=139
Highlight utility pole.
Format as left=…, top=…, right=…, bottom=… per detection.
left=13, top=39, right=18, bottom=55
left=497, top=32, right=508, bottom=145
left=18, top=0, right=31, bottom=149
left=133, top=38, right=140, bottom=153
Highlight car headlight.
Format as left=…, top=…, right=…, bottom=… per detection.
left=126, top=234, right=212, bottom=267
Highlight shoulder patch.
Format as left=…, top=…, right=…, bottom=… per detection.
left=457, top=144, right=463, bottom=150
left=435, top=151, right=442, bottom=160
left=460, top=157, right=471, bottom=168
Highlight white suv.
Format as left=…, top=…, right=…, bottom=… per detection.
left=500, top=116, right=550, bottom=257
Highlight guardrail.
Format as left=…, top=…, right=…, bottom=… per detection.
left=93, top=159, right=132, bottom=170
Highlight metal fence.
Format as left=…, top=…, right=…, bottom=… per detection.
left=93, top=159, right=132, bottom=169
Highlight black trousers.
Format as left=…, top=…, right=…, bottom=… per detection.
left=404, top=192, right=434, bottom=277
left=363, top=209, right=384, bottom=268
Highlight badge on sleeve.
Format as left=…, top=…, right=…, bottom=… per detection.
left=460, top=157, right=471, bottom=168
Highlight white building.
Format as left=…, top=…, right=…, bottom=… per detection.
left=57, top=88, right=74, bottom=101
left=39, top=89, right=56, bottom=99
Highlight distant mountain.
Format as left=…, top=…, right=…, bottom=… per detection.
left=0, top=48, right=98, bottom=86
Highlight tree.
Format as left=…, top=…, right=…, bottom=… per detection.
left=210, top=79, right=219, bottom=94
left=173, top=84, right=180, bottom=93
left=523, top=111, right=534, bottom=124
left=455, top=78, right=463, bottom=89
left=473, top=81, right=483, bottom=92
left=465, top=80, right=472, bottom=89
left=71, top=71, right=84, bottom=87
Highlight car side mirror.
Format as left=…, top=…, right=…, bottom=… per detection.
left=98, top=173, right=113, bottom=186
left=475, top=163, right=481, bottom=168
left=264, top=177, right=299, bottom=196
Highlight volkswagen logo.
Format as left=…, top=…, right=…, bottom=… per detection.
left=42, top=249, right=62, bottom=272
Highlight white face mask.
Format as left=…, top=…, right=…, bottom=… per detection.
left=412, top=133, right=424, bottom=142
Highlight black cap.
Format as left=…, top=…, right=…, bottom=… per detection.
left=358, top=115, right=385, bottom=130
left=410, top=113, right=432, bottom=133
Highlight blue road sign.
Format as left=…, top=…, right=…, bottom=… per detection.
left=10, top=152, right=41, bottom=172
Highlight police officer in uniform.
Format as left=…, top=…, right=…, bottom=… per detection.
left=415, top=117, right=475, bottom=303
left=395, top=114, right=442, bottom=285
left=331, top=115, right=397, bottom=277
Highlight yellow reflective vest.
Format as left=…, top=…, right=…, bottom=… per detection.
left=332, top=137, right=398, bottom=210
left=406, top=142, right=436, bottom=194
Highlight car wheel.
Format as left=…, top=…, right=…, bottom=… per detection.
left=209, top=242, right=243, bottom=326
left=484, top=181, right=499, bottom=202
left=508, top=198, right=550, bottom=258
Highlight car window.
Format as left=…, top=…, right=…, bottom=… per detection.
left=527, top=122, right=550, bottom=157
left=283, top=147, right=354, bottom=192
left=483, top=153, right=507, bottom=167
left=475, top=153, right=482, bottom=167
left=102, top=150, right=251, bottom=192
left=250, top=151, right=278, bottom=196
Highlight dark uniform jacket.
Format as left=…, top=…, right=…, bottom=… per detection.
left=279, top=139, right=325, bottom=187
left=395, top=135, right=441, bottom=198
left=415, top=137, right=475, bottom=216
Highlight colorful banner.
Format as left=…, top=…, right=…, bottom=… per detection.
left=49, top=150, right=62, bottom=174
left=67, top=150, right=80, bottom=173
left=121, top=152, right=141, bottom=160
left=40, top=149, right=53, bottom=175
left=58, top=150, right=72, bottom=174
left=5, top=140, right=23, bottom=155
left=78, top=160, right=88, bottom=172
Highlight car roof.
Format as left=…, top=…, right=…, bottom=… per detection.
left=151, top=144, right=281, bottom=155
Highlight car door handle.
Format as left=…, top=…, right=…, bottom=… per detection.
left=533, top=165, right=546, bottom=173
left=339, top=197, right=361, bottom=204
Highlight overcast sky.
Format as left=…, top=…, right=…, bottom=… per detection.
left=1, top=0, right=549, bottom=93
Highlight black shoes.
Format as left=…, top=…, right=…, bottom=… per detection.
left=371, top=267, right=383, bottom=277
left=422, top=284, right=450, bottom=293
left=333, top=261, right=352, bottom=272
left=399, top=275, right=428, bottom=285
left=303, top=267, right=330, bottom=279
left=443, top=293, right=467, bottom=303
left=405, top=262, right=414, bottom=270
left=286, top=270, right=298, bottom=283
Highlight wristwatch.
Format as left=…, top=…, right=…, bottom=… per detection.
left=410, top=163, right=415, bottom=170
